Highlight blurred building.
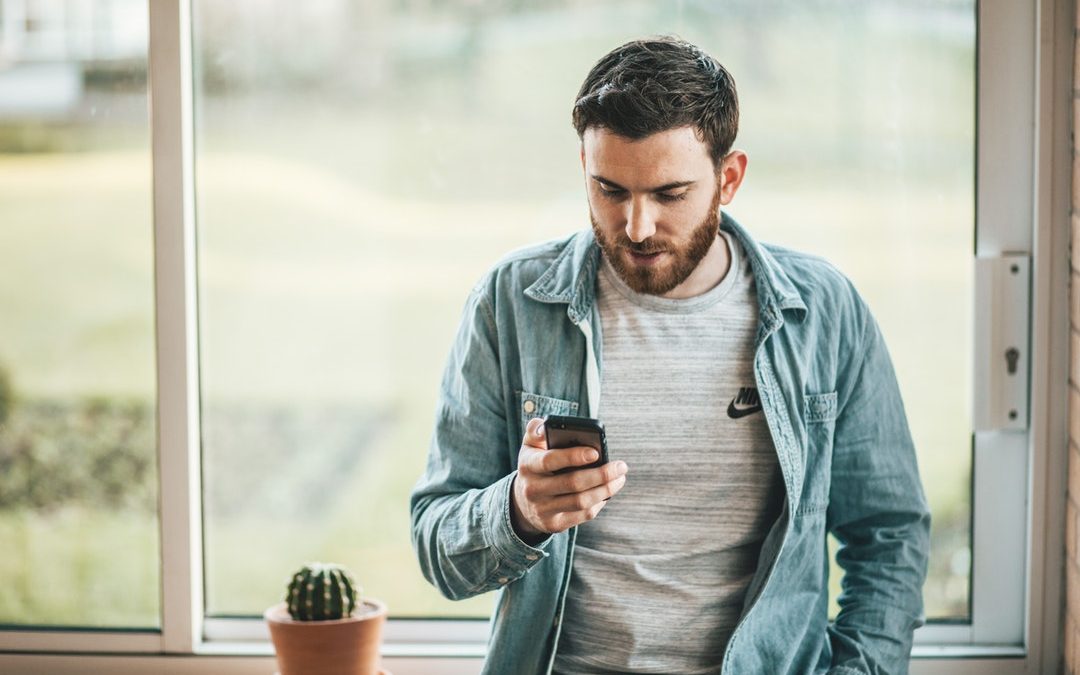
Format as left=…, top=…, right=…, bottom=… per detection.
left=0, top=0, right=146, bottom=118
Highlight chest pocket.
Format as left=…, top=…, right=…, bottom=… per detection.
left=797, top=391, right=838, bottom=518
left=805, top=391, right=838, bottom=424
left=517, top=391, right=579, bottom=438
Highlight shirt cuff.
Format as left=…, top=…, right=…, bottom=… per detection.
left=484, top=471, right=551, bottom=571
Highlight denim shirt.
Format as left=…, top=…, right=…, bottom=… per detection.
left=410, top=212, right=931, bottom=675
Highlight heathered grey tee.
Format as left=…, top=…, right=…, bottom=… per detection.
left=552, top=231, right=786, bottom=675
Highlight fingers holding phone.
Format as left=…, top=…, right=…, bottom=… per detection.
left=510, top=416, right=628, bottom=544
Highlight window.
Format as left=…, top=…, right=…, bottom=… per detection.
left=0, top=0, right=159, bottom=630
left=194, top=0, right=975, bottom=623
left=0, top=0, right=1070, bottom=672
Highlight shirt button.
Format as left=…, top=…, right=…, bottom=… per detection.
left=523, top=400, right=536, bottom=414
left=526, top=554, right=538, bottom=561
left=498, top=577, right=509, bottom=584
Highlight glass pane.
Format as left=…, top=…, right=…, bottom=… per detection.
left=195, top=0, right=972, bottom=621
left=0, top=2, right=159, bottom=628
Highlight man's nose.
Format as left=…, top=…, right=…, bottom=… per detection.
left=624, top=197, right=656, bottom=243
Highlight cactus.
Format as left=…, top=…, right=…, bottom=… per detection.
left=285, top=563, right=361, bottom=621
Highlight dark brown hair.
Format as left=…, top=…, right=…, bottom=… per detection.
left=572, top=36, right=739, bottom=165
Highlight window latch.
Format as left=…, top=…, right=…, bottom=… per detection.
left=973, top=254, right=1030, bottom=432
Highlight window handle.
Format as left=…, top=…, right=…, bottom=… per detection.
left=974, top=254, right=1030, bottom=432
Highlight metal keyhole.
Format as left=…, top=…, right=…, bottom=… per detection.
left=1005, top=347, right=1019, bottom=375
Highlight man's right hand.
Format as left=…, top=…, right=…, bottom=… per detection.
left=510, top=417, right=628, bottom=544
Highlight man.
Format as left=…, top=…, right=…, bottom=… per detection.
left=411, top=36, right=930, bottom=675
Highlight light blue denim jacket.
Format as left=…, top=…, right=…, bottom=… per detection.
left=410, top=213, right=931, bottom=675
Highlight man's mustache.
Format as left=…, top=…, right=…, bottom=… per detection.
left=620, top=240, right=667, bottom=255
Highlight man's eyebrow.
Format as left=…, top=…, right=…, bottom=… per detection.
left=590, top=174, right=696, bottom=193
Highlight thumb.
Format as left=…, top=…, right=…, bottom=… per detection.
left=523, top=416, right=548, bottom=450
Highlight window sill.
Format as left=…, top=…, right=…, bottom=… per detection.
left=0, top=644, right=1030, bottom=675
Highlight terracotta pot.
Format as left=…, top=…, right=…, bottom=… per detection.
left=265, top=599, right=388, bottom=675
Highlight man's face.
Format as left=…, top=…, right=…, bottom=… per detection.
left=582, top=125, right=740, bottom=297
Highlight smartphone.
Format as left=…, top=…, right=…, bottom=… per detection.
left=544, top=414, right=609, bottom=474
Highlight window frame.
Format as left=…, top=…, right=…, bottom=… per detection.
left=0, top=0, right=1072, bottom=671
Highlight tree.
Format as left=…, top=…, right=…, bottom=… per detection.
left=0, top=362, right=11, bottom=426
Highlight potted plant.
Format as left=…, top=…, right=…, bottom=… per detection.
left=265, top=562, right=389, bottom=675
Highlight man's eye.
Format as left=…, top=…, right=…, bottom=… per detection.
left=599, top=186, right=625, bottom=198
left=657, top=192, right=687, bottom=203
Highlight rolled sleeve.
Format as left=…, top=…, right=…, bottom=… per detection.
left=410, top=285, right=550, bottom=600
left=482, top=471, right=552, bottom=584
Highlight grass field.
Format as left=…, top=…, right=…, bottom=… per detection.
left=0, top=507, right=159, bottom=627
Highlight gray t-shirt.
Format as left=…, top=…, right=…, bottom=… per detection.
left=553, top=231, right=785, bottom=675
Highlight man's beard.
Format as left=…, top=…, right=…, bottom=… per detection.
left=590, top=187, right=723, bottom=296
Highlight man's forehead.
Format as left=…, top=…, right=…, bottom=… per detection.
left=582, top=125, right=709, bottom=154
left=582, top=125, right=712, bottom=182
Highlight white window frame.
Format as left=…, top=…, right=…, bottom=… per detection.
left=0, top=0, right=1072, bottom=672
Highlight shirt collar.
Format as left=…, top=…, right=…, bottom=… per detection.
left=524, top=212, right=808, bottom=328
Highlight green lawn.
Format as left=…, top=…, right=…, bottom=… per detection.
left=0, top=506, right=159, bottom=627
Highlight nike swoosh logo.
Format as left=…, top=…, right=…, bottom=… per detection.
left=727, top=400, right=763, bottom=419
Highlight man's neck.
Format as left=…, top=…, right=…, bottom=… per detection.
left=659, top=233, right=732, bottom=300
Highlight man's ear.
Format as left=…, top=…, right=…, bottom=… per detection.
left=717, top=150, right=748, bottom=206
left=580, top=144, right=586, bottom=171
